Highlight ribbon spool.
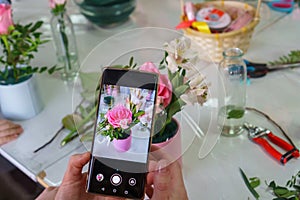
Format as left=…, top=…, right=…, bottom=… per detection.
left=196, top=7, right=231, bottom=31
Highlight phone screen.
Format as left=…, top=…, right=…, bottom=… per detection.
left=86, top=68, right=158, bottom=199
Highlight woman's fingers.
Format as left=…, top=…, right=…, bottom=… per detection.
left=0, top=133, right=19, bottom=145
left=0, top=120, right=23, bottom=137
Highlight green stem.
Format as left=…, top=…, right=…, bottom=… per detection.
left=58, top=12, right=72, bottom=72
left=0, top=35, right=12, bottom=80
left=1, top=35, right=10, bottom=58
left=60, top=106, right=97, bottom=146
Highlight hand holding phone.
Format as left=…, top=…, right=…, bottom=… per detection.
left=37, top=150, right=188, bottom=200
left=86, top=68, right=158, bottom=199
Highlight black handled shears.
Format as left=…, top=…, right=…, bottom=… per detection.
left=245, top=60, right=300, bottom=78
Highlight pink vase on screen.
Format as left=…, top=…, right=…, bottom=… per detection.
left=113, top=134, right=132, bottom=152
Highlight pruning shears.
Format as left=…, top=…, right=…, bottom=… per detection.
left=245, top=60, right=300, bottom=78
left=244, top=123, right=300, bottom=164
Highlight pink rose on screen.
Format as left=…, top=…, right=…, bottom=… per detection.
left=107, top=104, right=132, bottom=129
left=0, top=4, right=13, bottom=35
left=140, top=62, right=172, bottom=108
left=49, top=0, right=66, bottom=9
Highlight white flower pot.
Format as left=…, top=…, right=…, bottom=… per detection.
left=0, top=75, right=43, bottom=120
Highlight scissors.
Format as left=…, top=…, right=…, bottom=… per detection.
left=245, top=60, right=300, bottom=78
left=263, top=0, right=294, bottom=13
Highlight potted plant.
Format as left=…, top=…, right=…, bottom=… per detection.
left=96, top=98, right=145, bottom=152
left=0, top=3, right=58, bottom=120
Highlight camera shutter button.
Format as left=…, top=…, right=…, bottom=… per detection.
left=110, top=173, right=122, bottom=186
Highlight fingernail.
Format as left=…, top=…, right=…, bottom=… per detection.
left=157, top=159, right=168, bottom=173
left=18, top=127, right=24, bottom=133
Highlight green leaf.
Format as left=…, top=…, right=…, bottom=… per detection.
left=249, top=177, right=261, bottom=188
left=133, top=111, right=145, bottom=118
left=286, top=171, right=300, bottom=188
left=293, top=185, right=300, bottom=191
left=174, top=84, right=189, bottom=97
left=167, top=98, right=185, bottom=120
left=287, top=180, right=293, bottom=188
left=39, top=66, right=48, bottom=73
left=159, top=64, right=166, bottom=70
left=111, top=65, right=125, bottom=69
left=30, top=21, right=43, bottom=32
left=269, top=50, right=300, bottom=65
left=227, top=109, right=245, bottom=119
left=269, top=181, right=277, bottom=189
left=274, top=187, right=289, bottom=196
left=62, top=114, right=82, bottom=131
left=171, top=73, right=181, bottom=88
left=51, top=4, right=66, bottom=16
left=129, top=56, right=134, bottom=67
left=240, top=168, right=260, bottom=199
left=24, top=22, right=33, bottom=30
left=282, top=191, right=298, bottom=198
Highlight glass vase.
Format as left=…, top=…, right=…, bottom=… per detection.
left=217, top=48, right=247, bottom=137
left=50, top=11, right=80, bottom=82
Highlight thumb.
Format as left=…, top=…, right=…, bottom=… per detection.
left=62, top=152, right=90, bottom=183
left=151, top=160, right=170, bottom=200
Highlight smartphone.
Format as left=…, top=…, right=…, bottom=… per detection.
left=86, top=68, right=158, bottom=199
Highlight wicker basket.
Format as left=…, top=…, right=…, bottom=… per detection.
left=181, top=0, right=261, bottom=62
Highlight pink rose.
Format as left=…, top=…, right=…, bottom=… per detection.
left=107, top=104, right=132, bottom=129
left=49, top=0, right=66, bottom=9
left=140, top=62, right=160, bottom=74
left=158, top=73, right=172, bottom=107
left=0, top=4, right=13, bottom=35
left=140, top=62, right=173, bottom=108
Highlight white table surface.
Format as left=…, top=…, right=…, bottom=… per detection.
left=1, top=0, right=300, bottom=199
